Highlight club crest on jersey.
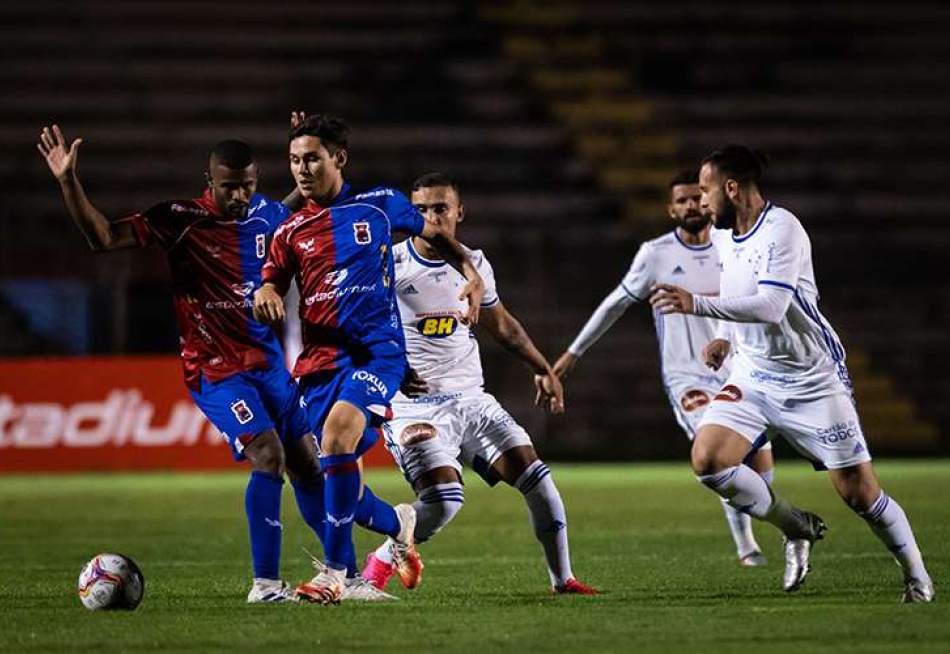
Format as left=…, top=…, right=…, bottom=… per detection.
left=231, top=400, right=254, bottom=425
left=256, top=233, right=266, bottom=259
left=354, top=222, right=371, bottom=245
left=417, top=315, right=458, bottom=338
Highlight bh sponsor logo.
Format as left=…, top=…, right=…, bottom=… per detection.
left=417, top=315, right=458, bottom=338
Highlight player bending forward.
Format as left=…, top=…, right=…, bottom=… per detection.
left=361, top=173, right=597, bottom=595
left=38, top=126, right=332, bottom=603
left=554, top=170, right=773, bottom=566
left=652, top=146, right=934, bottom=602
left=255, top=118, right=485, bottom=604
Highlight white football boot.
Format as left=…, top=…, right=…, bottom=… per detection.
left=247, top=578, right=296, bottom=603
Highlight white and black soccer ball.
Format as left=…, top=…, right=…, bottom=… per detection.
left=77, top=553, right=145, bottom=611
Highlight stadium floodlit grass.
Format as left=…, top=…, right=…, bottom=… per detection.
left=1, top=461, right=948, bottom=652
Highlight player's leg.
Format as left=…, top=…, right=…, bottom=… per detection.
left=191, top=375, right=293, bottom=603
left=732, top=444, right=775, bottom=565
left=363, top=412, right=464, bottom=589
left=675, top=386, right=767, bottom=565
left=470, top=396, right=595, bottom=595
left=827, top=462, right=934, bottom=602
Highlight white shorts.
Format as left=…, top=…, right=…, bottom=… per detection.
left=698, top=371, right=871, bottom=470
left=383, top=391, right=533, bottom=485
left=667, top=376, right=773, bottom=454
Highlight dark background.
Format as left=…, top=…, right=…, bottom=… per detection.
left=1, top=0, right=947, bottom=461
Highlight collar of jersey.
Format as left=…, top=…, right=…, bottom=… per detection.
left=408, top=239, right=446, bottom=268
left=732, top=202, right=773, bottom=243
left=673, top=228, right=714, bottom=250
left=327, top=182, right=354, bottom=206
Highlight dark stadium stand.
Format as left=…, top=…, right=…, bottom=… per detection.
left=1, top=0, right=947, bottom=457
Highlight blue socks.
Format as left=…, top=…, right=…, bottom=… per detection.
left=355, top=485, right=400, bottom=538
left=321, top=453, right=361, bottom=572
left=246, top=471, right=284, bottom=579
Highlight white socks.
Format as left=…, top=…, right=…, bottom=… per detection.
left=373, top=482, right=464, bottom=565
left=860, top=492, right=931, bottom=583
left=515, top=461, right=573, bottom=586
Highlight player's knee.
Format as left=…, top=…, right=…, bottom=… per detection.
left=244, top=432, right=286, bottom=476
left=690, top=440, right=722, bottom=476
left=399, top=423, right=437, bottom=447
left=322, top=406, right=365, bottom=454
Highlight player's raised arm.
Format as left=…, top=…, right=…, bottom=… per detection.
left=553, top=284, right=638, bottom=380
left=37, top=125, right=138, bottom=251
left=419, top=222, right=485, bottom=325
left=479, top=302, right=565, bottom=415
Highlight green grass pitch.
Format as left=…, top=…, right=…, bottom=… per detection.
left=1, top=460, right=947, bottom=652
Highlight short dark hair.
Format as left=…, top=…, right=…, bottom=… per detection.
left=209, top=139, right=255, bottom=169
left=701, top=145, right=769, bottom=186
left=669, top=168, right=699, bottom=189
left=411, top=171, right=460, bottom=196
left=288, top=114, right=349, bottom=154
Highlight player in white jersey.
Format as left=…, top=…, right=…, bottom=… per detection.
left=553, top=170, right=774, bottom=566
left=360, top=173, right=597, bottom=595
left=651, top=146, right=933, bottom=602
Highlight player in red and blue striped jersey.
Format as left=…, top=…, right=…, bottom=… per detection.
left=38, top=125, right=334, bottom=603
left=254, top=114, right=484, bottom=604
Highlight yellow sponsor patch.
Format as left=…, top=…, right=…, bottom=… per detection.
left=417, top=316, right=458, bottom=338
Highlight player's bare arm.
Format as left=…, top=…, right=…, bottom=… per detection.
left=552, top=352, right=579, bottom=380
left=702, top=338, right=731, bottom=371
left=479, top=303, right=565, bottom=415
left=253, top=283, right=286, bottom=324
left=649, top=283, right=694, bottom=315
left=37, top=124, right=138, bottom=251
left=418, top=222, right=485, bottom=324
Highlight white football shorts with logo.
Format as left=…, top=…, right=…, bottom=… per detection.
left=698, top=361, right=871, bottom=469
left=383, top=392, right=533, bottom=485
left=667, top=373, right=773, bottom=452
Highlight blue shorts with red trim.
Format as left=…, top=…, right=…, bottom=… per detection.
left=299, top=353, right=406, bottom=458
left=190, top=365, right=310, bottom=461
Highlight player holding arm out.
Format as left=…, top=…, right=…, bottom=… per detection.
left=38, top=123, right=329, bottom=604
left=554, top=171, right=773, bottom=566
left=651, top=146, right=933, bottom=602
left=360, top=173, right=595, bottom=596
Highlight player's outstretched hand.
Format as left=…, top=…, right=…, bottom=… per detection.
left=534, top=371, right=565, bottom=415
left=702, top=338, right=731, bottom=371
left=37, top=124, right=82, bottom=182
left=552, top=352, right=578, bottom=380
left=400, top=366, right=429, bottom=398
left=458, top=276, right=485, bottom=325
left=253, top=284, right=285, bottom=324
left=649, top=283, right=694, bottom=315
left=290, top=111, right=307, bottom=128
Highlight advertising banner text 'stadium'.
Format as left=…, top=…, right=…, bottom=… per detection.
left=0, top=357, right=392, bottom=472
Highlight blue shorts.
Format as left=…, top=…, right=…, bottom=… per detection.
left=299, top=353, right=406, bottom=458
left=190, top=365, right=310, bottom=461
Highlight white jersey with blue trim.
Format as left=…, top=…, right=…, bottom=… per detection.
left=391, top=238, right=499, bottom=397
left=711, top=203, right=848, bottom=395
left=577, top=230, right=726, bottom=384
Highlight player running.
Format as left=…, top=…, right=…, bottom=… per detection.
left=651, top=145, right=934, bottom=602
left=38, top=125, right=337, bottom=603
left=254, top=116, right=485, bottom=605
left=553, top=170, right=773, bottom=566
left=359, top=172, right=597, bottom=595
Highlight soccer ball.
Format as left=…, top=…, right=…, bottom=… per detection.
left=77, top=553, right=145, bottom=611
